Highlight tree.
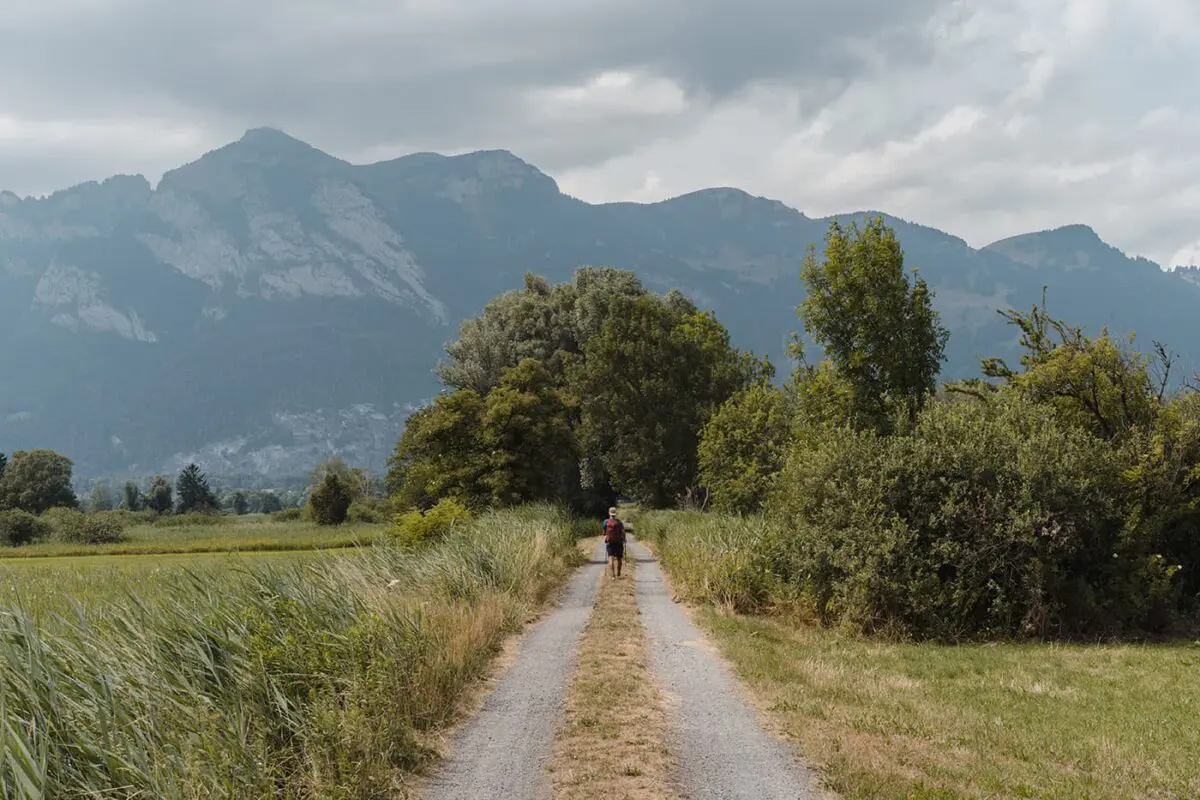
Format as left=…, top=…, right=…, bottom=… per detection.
left=480, top=359, right=579, bottom=507
left=958, top=291, right=1167, bottom=442
left=309, top=457, right=369, bottom=502
left=438, top=268, right=648, bottom=393
left=147, top=475, right=173, bottom=514
left=0, top=449, right=78, bottom=514
left=175, top=464, right=218, bottom=513
left=309, top=473, right=352, bottom=525
left=698, top=382, right=794, bottom=514
left=122, top=481, right=142, bottom=512
left=0, top=452, right=6, bottom=486
left=797, top=217, right=949, bottom=432
left=232, top=492, right=249, bottom=515
left=572, top=293, right=768, bottom=507
left=387, top=390, right=492, bottom=510
left=88, top=482, right=116, bottom=512
left=260, top=492, right=284, bottom=514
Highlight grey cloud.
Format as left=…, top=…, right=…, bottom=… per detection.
left=0, top=0, right=947, bottom=176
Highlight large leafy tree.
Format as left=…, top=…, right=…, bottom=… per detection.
left=389, top=360, right=581, bottom=510
left=798, top=216, right=948, bottom=431
left=480, top=359, right=579, bottom=507
left=698, top=382, right=794, bottom=514
left=396, top=270, right=765, bottom=511
left=0, top=449, right=78, bottom=513
left=176, top=463, right=219, bottom=513
left=387, top=390, right=491, bottom=510
left=438, top=268, right=647, bottom=393
left=572, top=292, right=768, bottom=507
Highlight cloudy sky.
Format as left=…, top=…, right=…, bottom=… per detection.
left=1, top=0, right=1197, bottom=266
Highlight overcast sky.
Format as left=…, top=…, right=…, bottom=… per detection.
left=1, top=0, right=1198, bottom=266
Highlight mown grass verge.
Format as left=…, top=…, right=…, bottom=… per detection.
left=637, top=510, right=1200, bottom=800
left=549, top=540, right=677, bottom=799
left=0, top=504, right=584, bottom=799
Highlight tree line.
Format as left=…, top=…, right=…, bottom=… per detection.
left=387, top=217, right=1200, bottom=639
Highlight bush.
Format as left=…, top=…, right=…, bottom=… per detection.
left=347, top=497, right=389, bottom=524
left=393, top=498, right=473, bottom=547
left=0, top=509, right=49, bottom=546
left=270, top=507, right=307, bottom=522
left=43, top=508, right=128, bottom=544
left=769, top=392, right=1151, bottom=640
left=309, top=474, right=353, bottom=526
left=697, top=382, right=793, bottom=515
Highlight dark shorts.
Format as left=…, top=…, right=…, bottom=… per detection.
left=606, top=540, right=625, bottom=559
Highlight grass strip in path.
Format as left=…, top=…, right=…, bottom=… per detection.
left=549, top=538, right=678, bottom=799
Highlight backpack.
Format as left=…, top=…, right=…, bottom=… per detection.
left=603, top=518, right=625, bottom=543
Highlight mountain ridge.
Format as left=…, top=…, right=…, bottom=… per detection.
left=2, top=129, right=1198, bottom=479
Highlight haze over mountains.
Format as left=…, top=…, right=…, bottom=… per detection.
left=2, top=128, right=1198, bottom=479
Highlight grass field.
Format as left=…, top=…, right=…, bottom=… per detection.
left=0, top=506, right=585, bottom=798
left=1, top=514, right=384, bottom=559
left=702, top=612, right=1200, bottom=799
left=0, top=549, right=323, bottom=617
left=641, top=510, right=1200, bottom=799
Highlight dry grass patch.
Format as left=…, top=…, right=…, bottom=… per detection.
left=699, top=611, right=1200, bottom=800
left=549, top=555, right=678, bottom=799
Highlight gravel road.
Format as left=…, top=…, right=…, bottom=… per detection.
left=422, top=540, right=607, bottom=800
left=630, top=540, right=824, bottom=800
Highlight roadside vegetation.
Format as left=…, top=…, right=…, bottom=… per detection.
left=639, top=511, right=1200, bottom=799
left=3, top=214, right=1199, bottom=797
left=622, top=217, right=1200, bottom=797
left=0, top=505, right=581, bottom=798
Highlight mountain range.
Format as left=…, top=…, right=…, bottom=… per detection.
left=2, top=127, right=1198, bottom=479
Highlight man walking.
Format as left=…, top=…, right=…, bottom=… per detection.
left=602, top=506, right=626, bottom=579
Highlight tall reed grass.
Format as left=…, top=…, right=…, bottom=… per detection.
left=637, top=510, right=794, bottom=614
left=0, top=504, right=582, bottom=799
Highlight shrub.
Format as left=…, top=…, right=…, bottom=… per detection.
left=393, top=498, right=473, bottom=547
left=769, top=392, right=1148, bottom=640
left=43, top=508, right=128, bottom=544
left=347, top=497, right=389, bottom=524
left=0, top=509, right=49, bottom=546
left=270, top=507, right=307, bottom=522
left=309, top=474, right=353, bottom=526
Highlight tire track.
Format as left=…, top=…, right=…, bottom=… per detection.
left=422, top=540, right=607, bottom=800
left=630, top=540, right=825, bottom=800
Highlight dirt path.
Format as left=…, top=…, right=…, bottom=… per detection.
left=422, top=540, right=607, bottom=800
left=629, top=540, right=825, bottom=799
